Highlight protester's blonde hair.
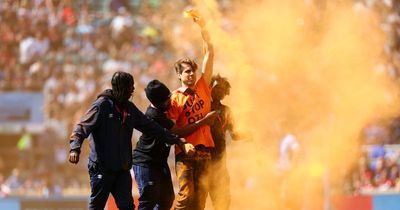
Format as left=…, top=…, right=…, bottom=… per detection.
left=174, top=58, right=198, bottom=74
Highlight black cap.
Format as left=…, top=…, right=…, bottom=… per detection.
left=145, top=80, right=171, bottom=105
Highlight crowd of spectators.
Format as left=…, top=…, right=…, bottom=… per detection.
left=0, top=0, right=210, bottom=197
left=341, top=0, right=400, bottom=195
left=344, top=118, right=400, bottom=194
left=357, top=0, right=400, bottom=79
left=376, top=0, right=400, bottom=80
left=0, top=0, right=237, bottom=198
left=0, top=0, right=192, bottom=123
left=345, top=143, right=400, bottom=194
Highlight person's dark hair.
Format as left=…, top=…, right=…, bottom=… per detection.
left=145, top=80, right=171, bottom=105
left=174, top=58, right=198, bottom=74
left=211, top=74, right=231, bottom=95
left=111, top=71, right=134, bottom=102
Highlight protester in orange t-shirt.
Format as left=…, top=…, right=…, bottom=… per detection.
left=168, top=76, right=214, bottom=154
left=167, top=12, right=215, bottom=210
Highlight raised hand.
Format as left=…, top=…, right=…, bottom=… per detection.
left=193, top=16, right=206, bottom=28
left=184, top=9, right=206, bottom=28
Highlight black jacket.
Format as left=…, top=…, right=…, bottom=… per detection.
left=69, top=90, right=180, bottom=172
left=132, top=106, right=175, bottom=167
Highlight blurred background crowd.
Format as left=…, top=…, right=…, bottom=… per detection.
left=0, top=0, right=399, bottom=199
left=0, top=0, right=204, bottom=197
left=343, top=0, right=400, bottom=195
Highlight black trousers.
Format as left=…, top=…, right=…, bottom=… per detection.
left=133, top=164, right=175, bottom=210
left=88, top=166, right=134, bottom=210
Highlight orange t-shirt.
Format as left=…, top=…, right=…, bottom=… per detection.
left=168, top=76, right=214, bottom=154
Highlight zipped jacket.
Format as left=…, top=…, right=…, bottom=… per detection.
left=69, top=89, right=180, bottom=171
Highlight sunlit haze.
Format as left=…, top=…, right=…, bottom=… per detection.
left=172, top=0, right=400, bottom=209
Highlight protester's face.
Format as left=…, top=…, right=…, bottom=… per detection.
left=179, top=63, right=196, bottom=87
left=212, top=82, right=227, bottom=101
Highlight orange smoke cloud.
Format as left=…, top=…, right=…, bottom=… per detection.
left=168, top=0, right=400, bottom=209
